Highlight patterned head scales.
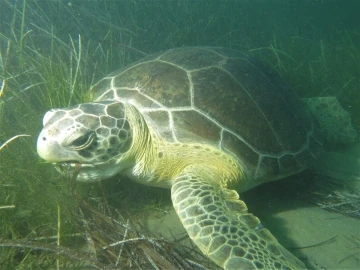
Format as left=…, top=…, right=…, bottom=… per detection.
left=37, top=101, right=132, bottom=181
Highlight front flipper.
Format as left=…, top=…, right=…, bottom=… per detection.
left=171, top=166, right=305, bottom=270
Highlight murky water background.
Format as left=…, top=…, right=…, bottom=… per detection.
left=1, top=1, right=359, bottom=269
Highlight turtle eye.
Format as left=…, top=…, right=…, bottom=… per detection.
left=69, top=132, right=95, bottom=151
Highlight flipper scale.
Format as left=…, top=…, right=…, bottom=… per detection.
left=171, top=165, right=306, bottom=270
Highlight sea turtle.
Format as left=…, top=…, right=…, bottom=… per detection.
left=37, top=47, right=325, bottom=269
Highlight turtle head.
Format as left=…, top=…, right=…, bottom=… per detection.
left=37, top=101, right=133, bottom=182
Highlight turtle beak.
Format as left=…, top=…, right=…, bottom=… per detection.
left=37, top=129, right=79, bottom=163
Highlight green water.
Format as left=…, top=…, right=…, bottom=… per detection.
left=1, top=0, right=359, bottom=269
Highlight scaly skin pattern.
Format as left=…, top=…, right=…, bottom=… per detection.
left=144, top=137, right=306, bottom=269
left=170, top=164, right=305, bottom=269
left=118, top=112, right=306, bottom=269
left=37, top=101, right=306, bottom=269
left=37, top=47, right=313, bottom=269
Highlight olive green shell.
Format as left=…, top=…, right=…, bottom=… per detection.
left=91, top=47, right=321, bottom=184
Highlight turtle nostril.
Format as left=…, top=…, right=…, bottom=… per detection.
left=42, top=137, right=47, bottom=141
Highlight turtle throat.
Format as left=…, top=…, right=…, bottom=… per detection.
left=123, top=104, right=158, bottom=177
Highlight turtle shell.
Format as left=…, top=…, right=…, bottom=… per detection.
left=91, top=47, right=322, bottom=186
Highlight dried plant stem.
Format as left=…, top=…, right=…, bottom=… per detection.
left=56, top=203, right=61, bottom=270
left=291, top=235, right=338, bottom=250
left=34, top=233, right=82, bottom=241
left=0, top=205, right=16, bottom=210
left=19, top=0, right=27, bottom=67
left=78, top=208, right=97, bottom=260
left=339, top=252, right=360, bottom=264
left=0, top=239, right=105, bottom=269
left=0, top=134, right=30, bottom=151
left=115, top=218, right=129, bottom=266
left=103, top=237, right=150, bottom=249
left=68, top=34, right=82, bottom=106
left=0, top=39, right=11, bottom=98
left=142, top=249, right=160, bottom=270
left=0, top=79, right=6, bottom=98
